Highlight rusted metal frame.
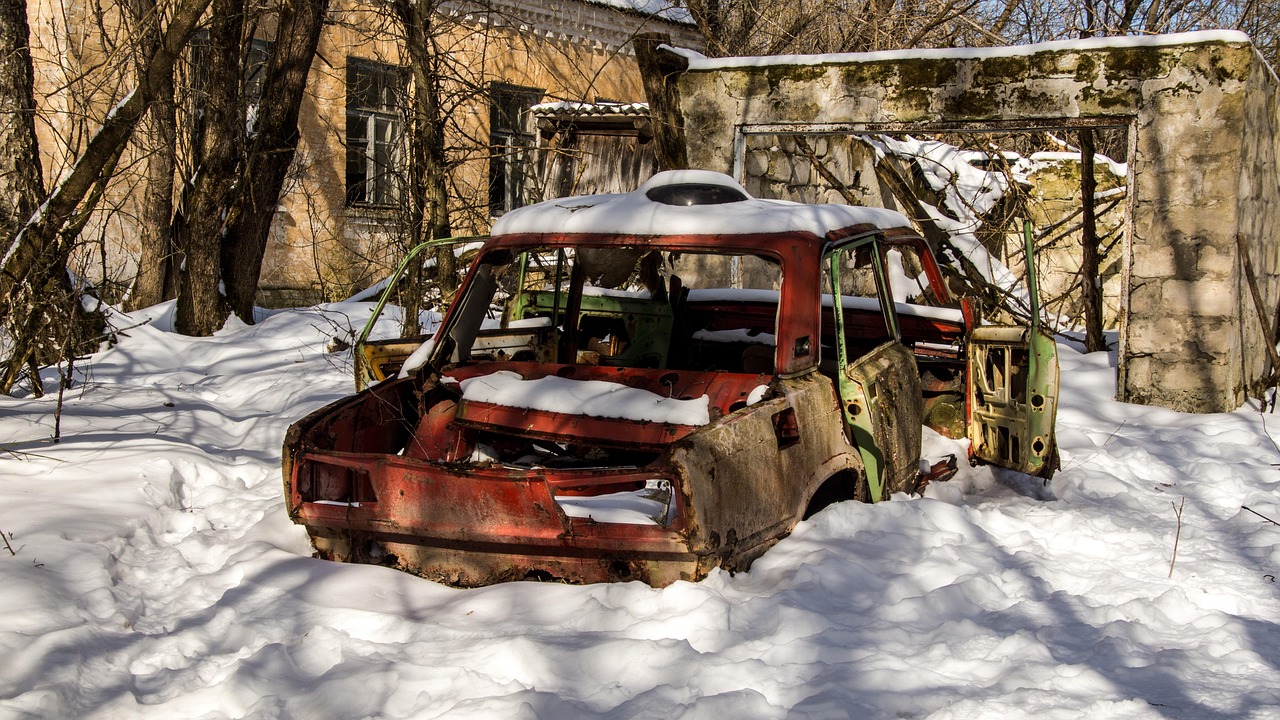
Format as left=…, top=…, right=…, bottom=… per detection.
left=424, top=248, right=508, bottom=370
left=483, top=230, right=832, bottom=377
left=293, top=452, right=691, bottom=547
left=776, top=238, right=824, bottom=376
left=351, top=531, right=702, bottom=563
left=827, top=231, right=901, bottom=341
left=488, top=231, right=823, bottom=256
left=559, top=256, right=588, bottom=363
left=823, top=232, right=904, bottom=501
left=913, top=344, right=964, bottom=362
left=353, top=235, right=486, bottom=389
left=289, top=375, right=421, bottom=455
left=546, top=475, right=649, bottom=494
left=683, top=301, right=777, bottom=333
left=879, top=230, right=954, bottom=306
left=899, top=311, right=965, bottom=339
left=1023, top=221, right=1042, bottom=334
left=295, top=507, right=696, bottom=555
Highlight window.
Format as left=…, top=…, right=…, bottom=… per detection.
left=346, top=58, right=405, bottom=208
left=488, top=83, right=543, bottom=216
left=243, top=39, right=272, bottom=103
left=189, top=34, right=272, bottom=146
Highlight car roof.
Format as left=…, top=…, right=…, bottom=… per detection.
left=490, top=170, right=916, bottom=241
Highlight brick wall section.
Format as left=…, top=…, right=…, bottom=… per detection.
left=676, top=35, right=1280, bottom=413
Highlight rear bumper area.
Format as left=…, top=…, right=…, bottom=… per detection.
left=288, top=452, right=702, bottom=587
left=309, top=527, right=701, bottom=586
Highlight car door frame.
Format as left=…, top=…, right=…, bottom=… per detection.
left=824, top=232, right=924, bottom=502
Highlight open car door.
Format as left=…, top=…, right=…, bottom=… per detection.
left=354, top=236, right=485, bottom=390
left=965, top=222, right=1059, bottom=478
left=826, top=234, right=924, bottom=501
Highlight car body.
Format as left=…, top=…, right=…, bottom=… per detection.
left=282, top=170, right=1058, bottom=587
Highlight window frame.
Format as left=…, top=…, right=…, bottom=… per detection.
left=346, top=57, right=407, bottom=209
left=488, top=82, right=544, bottom=217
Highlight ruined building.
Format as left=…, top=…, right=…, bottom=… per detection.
left=663, top=31, right=1279, bottom=413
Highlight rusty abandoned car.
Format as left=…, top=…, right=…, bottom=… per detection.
left=282, top=170, right=1059, bottom=587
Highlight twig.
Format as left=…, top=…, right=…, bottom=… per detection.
left=1242, top=505, right=1280, bottom=527
left=1169, top=497, right=1185, bottom=578
left=1, top=528, right=15, bottom=556
left=53, top=355, right=74, bottom=444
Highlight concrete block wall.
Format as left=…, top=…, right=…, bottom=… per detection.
left=1235, top=58, right=1280, bottom=402
left=675, top=33, right=1280, bottom=412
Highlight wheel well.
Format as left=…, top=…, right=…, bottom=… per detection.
left=803, top=469, right=866, bottom=520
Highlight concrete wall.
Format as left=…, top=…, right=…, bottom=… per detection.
left=1235, top=59, right=1280, bottom=404
left=735, top=133, right=1129, bottom=326
left=676, top=33, right=1280, bottom=413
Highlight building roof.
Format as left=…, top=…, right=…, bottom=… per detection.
left=581, top=0, right=693, bottom=24
left=530, top=101, right=650, bottom=118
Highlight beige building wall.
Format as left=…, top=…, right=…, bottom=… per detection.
left=260, top=0, right=701, bottom=303
left=23, top=0, right=698, bottom=304
left=27, top=0, right=146, bottom=290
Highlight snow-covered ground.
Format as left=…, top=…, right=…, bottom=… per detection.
left=2, top=302, right=1279, bottom=719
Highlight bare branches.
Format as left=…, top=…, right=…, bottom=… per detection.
left=3, top=0, right=213, bottom=273
left=1, top=0, right=213, bottom=393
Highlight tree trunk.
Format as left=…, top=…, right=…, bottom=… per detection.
left=128, top=0, right=179, bottom=310
left=175, top=0, right=244, bottom=336
left=0, top=0, right=44, bottom=241
left=2, top=0, right=212, bottom=391
left=0, top=0, right=66, bottom=394
left=220, top=0, right=328, bottom=322
left=1079, top=128, right=1106, bottom=352
left=2, top=0, right=211, bottom=277
left=397, top=0, right=453, bottom=335
left=634, top=33, right=689, bottom=172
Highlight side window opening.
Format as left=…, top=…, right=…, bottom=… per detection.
left=820, top=239, right=899, bottom=376
left=438, top=248, right=783, bottom=375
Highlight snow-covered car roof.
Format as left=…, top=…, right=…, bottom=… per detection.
left=490, top=170, right=914, bottom=239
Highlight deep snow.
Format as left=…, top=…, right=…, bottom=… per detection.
left=2, top=301, right=1280, bottom=719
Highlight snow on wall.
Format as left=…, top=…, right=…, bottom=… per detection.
left=671, top=29, right=1252, bottom=68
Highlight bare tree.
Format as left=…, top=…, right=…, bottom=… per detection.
left=127, top=0, right=181, bottom=310
left=679, top=0, right=1025, bottom=57
left=171, top=0, right=329, bottom=335
left=221, top=0, right=330, bottom=322
left=1, top=0, right=213, bottom=394
left=173, top=0, right=245, bottom=335
left=390, top=0, right=457, bottom=335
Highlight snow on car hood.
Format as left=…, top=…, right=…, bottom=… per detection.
left=459, top=370, right=711, bottom=425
